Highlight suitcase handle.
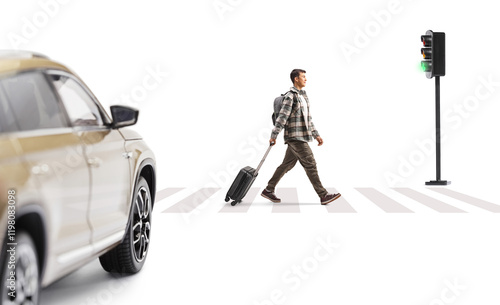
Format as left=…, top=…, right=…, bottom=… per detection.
left=254, top=143, right=273, bottom=177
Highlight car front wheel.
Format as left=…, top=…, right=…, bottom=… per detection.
left=99, top=176, right=152, bottom=274
left=1, top=231, right=40, bottom=305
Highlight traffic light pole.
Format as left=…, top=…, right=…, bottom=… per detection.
left=426, top=76, right=450, bottom=185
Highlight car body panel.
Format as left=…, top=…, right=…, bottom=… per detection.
left=13, top=129, right=92, bottom=285
left=0, top=136, right=40, bottom=242
left=79, top=129, right=132, bottom=246
left=0, top=57, right=71, bottom=76
left=118, top=128, right=143, bottom=141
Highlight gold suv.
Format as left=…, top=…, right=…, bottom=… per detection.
left=0, top=51, right=156, bottom=304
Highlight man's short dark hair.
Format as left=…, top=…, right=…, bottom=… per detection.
left=290, top=69, right=306, bottom=83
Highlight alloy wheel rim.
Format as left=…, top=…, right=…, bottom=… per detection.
left=3, top=240, right=39, bottom=305
left=132, top=185, right=151, bottom=262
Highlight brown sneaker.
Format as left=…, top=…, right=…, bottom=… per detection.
left=320, top=193, right=341, bottom=205
left=261, top=189, right=281, bottom=203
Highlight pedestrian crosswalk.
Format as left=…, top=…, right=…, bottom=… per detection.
left=356, top=188, right=413, bottom=213
left=162, top=188, right=219, bottom=213
left=153, top=186, right=499, bottom=214
left=428, top=188, right=500, bottom=212
left=393, top=188, right=465, bottom=213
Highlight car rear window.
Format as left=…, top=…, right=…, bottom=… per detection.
left=0, top=83, right=18, bottom=133
left=0, top=71, right=69, bottom=132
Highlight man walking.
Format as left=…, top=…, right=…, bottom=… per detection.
left=261, top=69, right=341, bottom=205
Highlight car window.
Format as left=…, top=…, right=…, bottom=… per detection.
left=50, top=75, right=104, bottom=127
left=0, top=72, right=69, bottom=132
left=0, top=85, right=18, bottom=133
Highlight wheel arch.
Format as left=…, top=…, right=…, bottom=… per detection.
left=136, top=158, right=156, bottom=207
left=13, top=205, right=48, bottom=280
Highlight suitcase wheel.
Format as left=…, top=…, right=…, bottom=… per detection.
left=231, top=200, right=242, bottom=206
left=225, top=196, right=230, bottom=202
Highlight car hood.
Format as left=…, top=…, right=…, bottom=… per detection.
left=118, top=128, right=143, bottom=141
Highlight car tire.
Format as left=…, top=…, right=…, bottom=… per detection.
left=1, top=231, right=40, bottom=305
left=99, top=176, right=152, bottom=274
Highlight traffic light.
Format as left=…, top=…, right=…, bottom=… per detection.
left=420, top=30, right=445, bottom=79
left=420, top=30, right=450, bottom=185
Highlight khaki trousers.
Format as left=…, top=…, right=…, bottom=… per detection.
left=266, top=140, right=328, bottom=198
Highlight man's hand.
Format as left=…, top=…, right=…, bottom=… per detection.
left=316, top=136, right=323, bottom=146
left=270, top=139, right=276, bottom=146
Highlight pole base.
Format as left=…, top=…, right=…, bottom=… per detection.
left=425, top=180, right=451, bottom=186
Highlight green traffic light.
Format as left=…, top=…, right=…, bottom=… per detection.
left=421, top=61, right=432, bottom=72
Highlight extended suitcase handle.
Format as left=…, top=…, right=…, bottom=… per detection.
left=254, top=143, right=273, bottom=177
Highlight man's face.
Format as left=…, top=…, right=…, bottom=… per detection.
left=295, top=72, right=307, bottom=89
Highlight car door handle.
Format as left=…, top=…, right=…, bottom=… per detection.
left=122, top=151, right=133, bottom=159
left=31, top=164, right=50, bottom=175
left=87, top=157, right=102, bottom=168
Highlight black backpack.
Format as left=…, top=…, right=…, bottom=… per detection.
left=272, top=91, right=295, bottom=125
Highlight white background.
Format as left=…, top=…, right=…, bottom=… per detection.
left=1, top=0, right=499, bottom=304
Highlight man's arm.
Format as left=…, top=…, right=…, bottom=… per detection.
left=315, top=135, right=323, bottom=146
left=310, top=120, right=319, bottom=138
left=309, top=117, right=322, bottom=146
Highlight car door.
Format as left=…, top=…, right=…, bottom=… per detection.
left=0, top=71, right=92, bottom=281
left=47, top=72, right=132, bottom=252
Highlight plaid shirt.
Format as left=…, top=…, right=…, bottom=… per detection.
left=271, top=87, right=320, bottom=143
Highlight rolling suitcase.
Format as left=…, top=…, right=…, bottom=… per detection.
left=225, top=144, right=273, bottom=206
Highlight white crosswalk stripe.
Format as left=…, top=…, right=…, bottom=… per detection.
left=154, top=186, right=500, bottom=214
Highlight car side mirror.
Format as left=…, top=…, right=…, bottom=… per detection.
left=110, top=105, right=139, bottom=129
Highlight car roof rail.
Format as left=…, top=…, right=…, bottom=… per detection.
left=0, top=50, right=49, bottom=59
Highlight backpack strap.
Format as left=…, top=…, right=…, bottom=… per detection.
left=273, top=90, right=299, bottom=126
left=285, top=90, right=299, bottom=114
